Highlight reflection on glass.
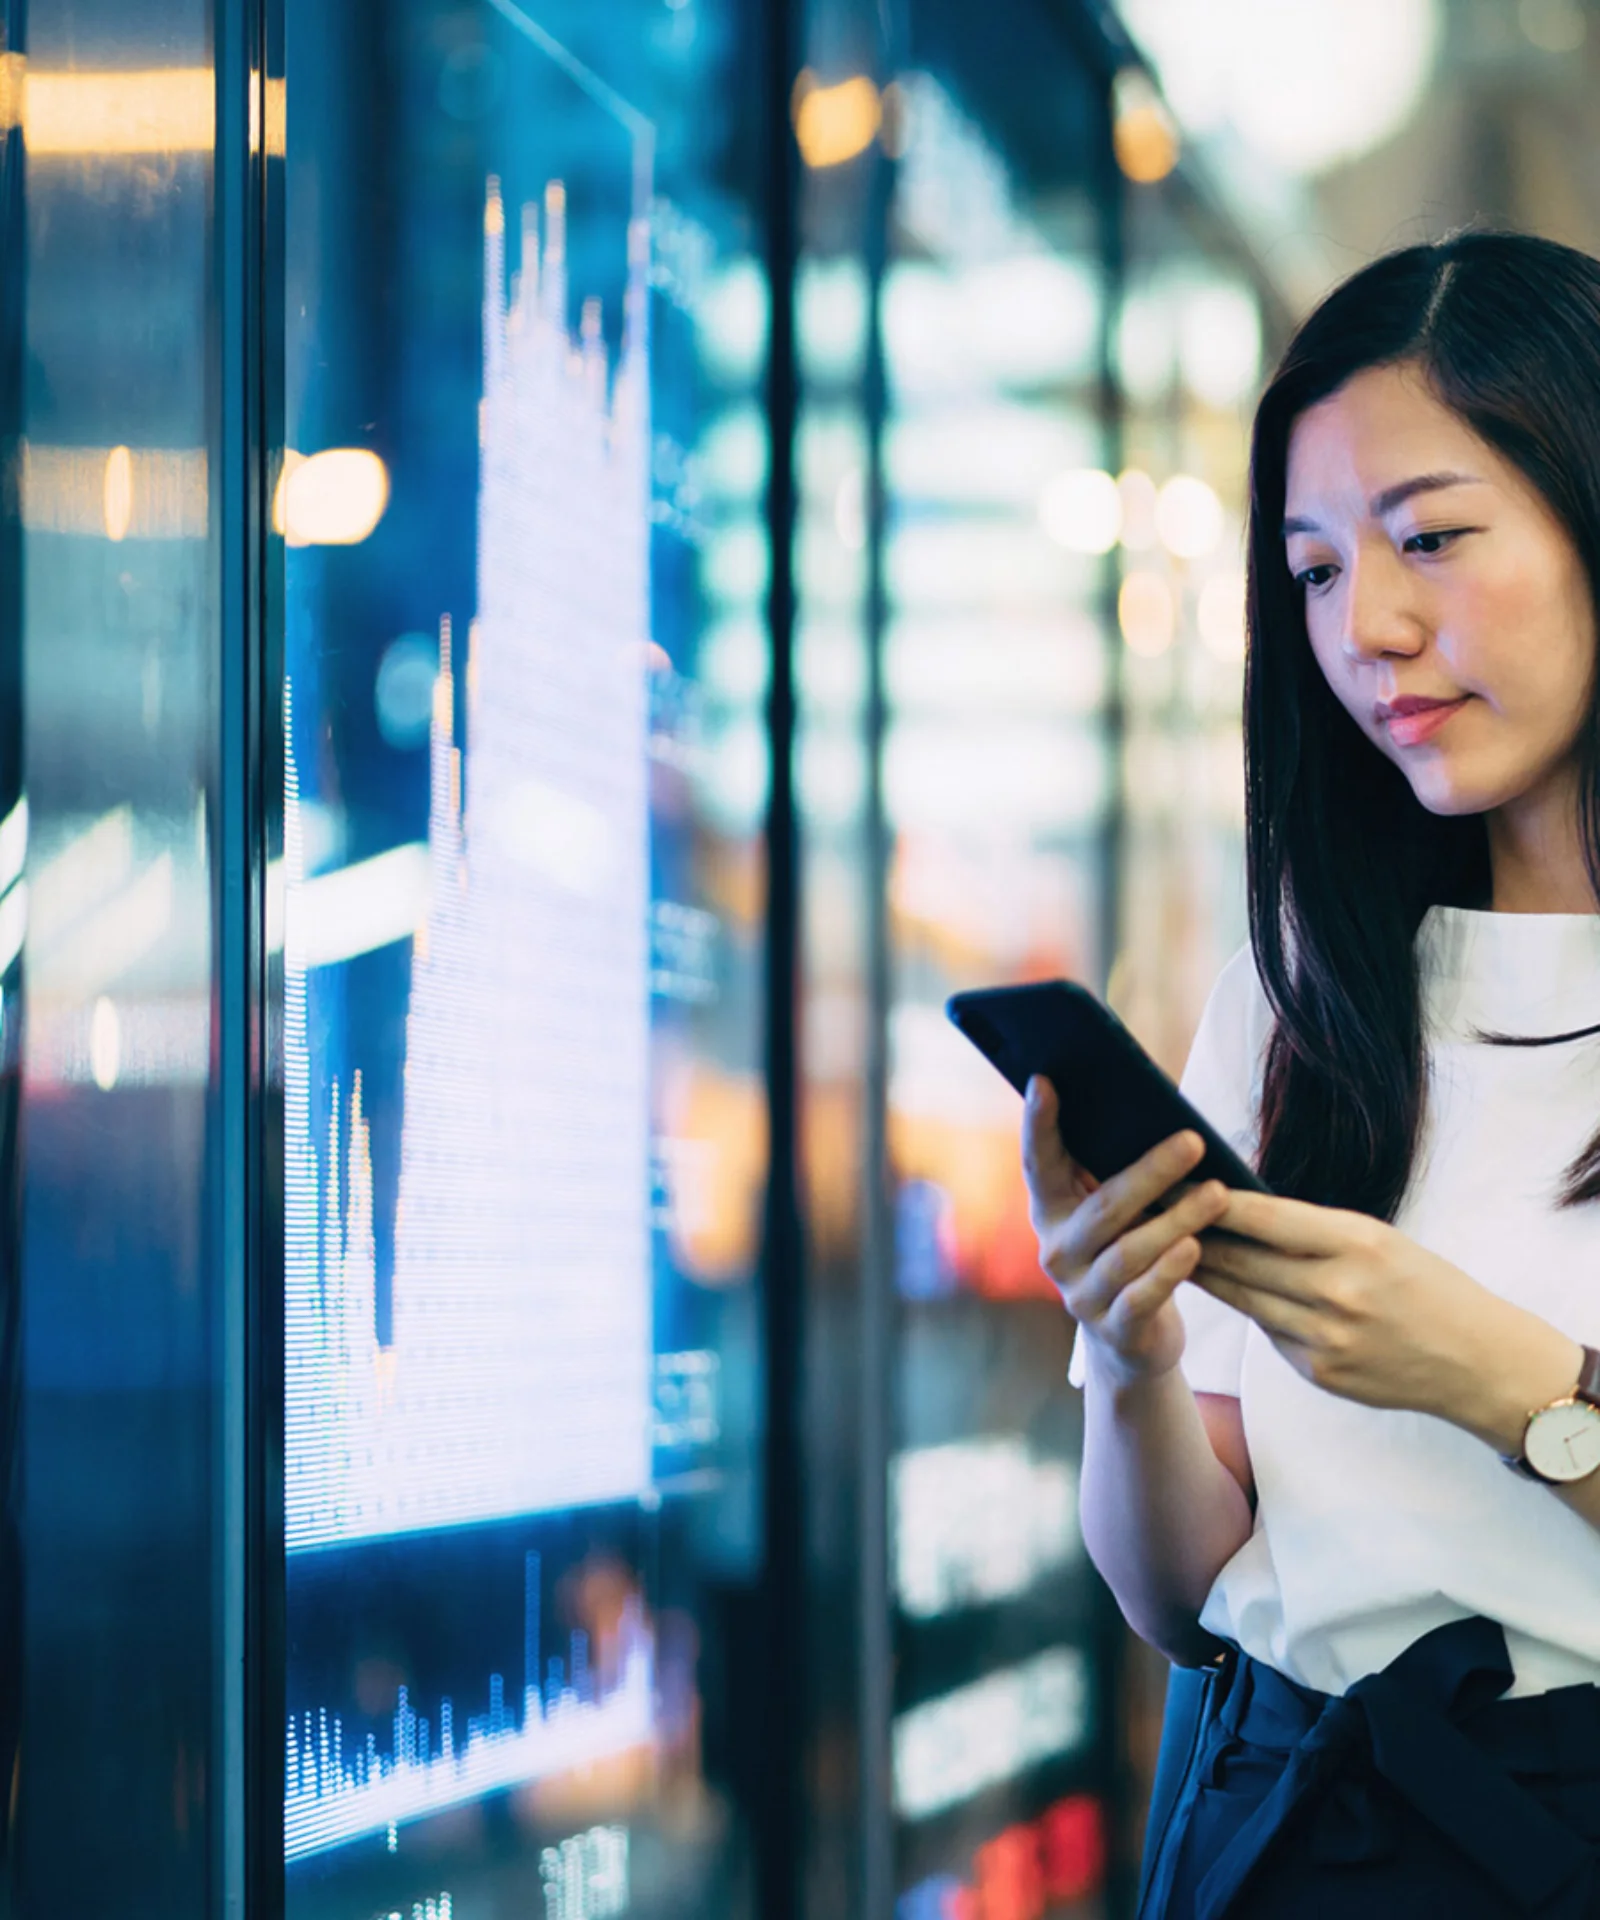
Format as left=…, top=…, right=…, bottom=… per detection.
left=283, top=3, right=767, bottom=1912
left=1112, top=226, right=1269, bottom=1073
left=16, top=0, right=221, bottom=1905
left=884, top=62, right=1108, bottom=1305
left=864, top=17, right=1120, bottom=1917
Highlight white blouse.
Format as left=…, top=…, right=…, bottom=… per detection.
left=1073, top=908, right=1600, bottom=1697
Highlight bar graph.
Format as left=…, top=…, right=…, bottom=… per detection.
left=284, top=177, right=655, bottom=1551
left=285, top=1552, right=656, bottom=1861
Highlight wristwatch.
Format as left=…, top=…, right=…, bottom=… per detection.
left=1506, top=1345, right=1600, bottom=1484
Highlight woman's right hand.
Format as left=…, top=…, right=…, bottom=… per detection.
left=1022, top=1075, right=1230, bottom=1388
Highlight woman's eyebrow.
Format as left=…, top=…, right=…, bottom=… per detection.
left=1282, top=470, right=1484, bottom=538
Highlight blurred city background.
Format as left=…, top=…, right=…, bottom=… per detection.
left=8, top=0, right=1600, bottom=1915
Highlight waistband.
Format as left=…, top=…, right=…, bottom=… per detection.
left=1187, top=1615, right=1600, bottom=1920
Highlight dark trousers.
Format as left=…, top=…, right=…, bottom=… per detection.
left=1140, top=1616, right=1600, bottom=1920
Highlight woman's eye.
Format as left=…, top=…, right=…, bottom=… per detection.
left=1294, top=562, right=1336, bottom=591
left=1403, top=528, right=1463, bottom=556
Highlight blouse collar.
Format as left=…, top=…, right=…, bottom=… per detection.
left=1420, top=905, right=1600, bottom=1041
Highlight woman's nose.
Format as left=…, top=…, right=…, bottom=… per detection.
left=1340, top=549, right=1426, bottom=662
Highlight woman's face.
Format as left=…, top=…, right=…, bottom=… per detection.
left=1283, top=360, right=1596, bottom=820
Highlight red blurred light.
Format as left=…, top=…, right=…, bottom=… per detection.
left=1039, top=1793, right=1106, bottom=1900
left=914, top=1792, right=1106, bottom=1919
left=974, top=1823, right=1045, bottom=1920
left=944, top=1886, right=981, bottom=1920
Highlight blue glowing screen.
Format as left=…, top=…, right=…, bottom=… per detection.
left=283, top=3, right=768, bottom=1911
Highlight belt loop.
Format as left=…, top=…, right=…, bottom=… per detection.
left=1548, top=1682, right=1600, bottom=1815
left=1216, top=1643, right=1251, bottom=1737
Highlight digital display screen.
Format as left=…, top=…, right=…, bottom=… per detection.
left=283, top=3, right=768, bottom=1911
left=285, top=179, right=655, bottom=1562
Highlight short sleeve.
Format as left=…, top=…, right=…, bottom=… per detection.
left=1068, top=946, right=1269, bottom=1396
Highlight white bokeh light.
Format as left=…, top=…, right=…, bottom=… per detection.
left=1039, top=468, right=1122, bottom=554
left=1115, top=289, right=1176, bottom=404
left=1117, top=468, right=1159, bottom=551
left=1155, top=474, right=1225, bottom=559
left=1122, top=0, right=1439, bottom=177
left=1119, top=570, right=1176, bottom=656
left=1179, top=282, right=1262, bottom=407
left=1197, top=570, right=1248, bottom=661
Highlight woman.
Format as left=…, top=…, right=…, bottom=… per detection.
left=1026, top=233, right=1600, bottom=1918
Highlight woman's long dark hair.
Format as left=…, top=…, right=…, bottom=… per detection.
left=1247, top=232, right=1600, bottom=1216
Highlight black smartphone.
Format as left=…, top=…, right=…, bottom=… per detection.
left=946, top=979, right=1269, bottom=1193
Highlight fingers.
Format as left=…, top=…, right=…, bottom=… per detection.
left=1195, top=1230, right=1314, bottom=1299
left=1021, top=1076, right=1082, bottom=1207
left=1070, top=1180, right=1229, bottom=1322
left=1213, top=1188, right=1353, bottom=1256
left=1099, top=1234, right=1202, bottom=1337
left=1192, top=1268, right=1318, bottom=1342
left=1067, top=1128, right=1208, bottom=1266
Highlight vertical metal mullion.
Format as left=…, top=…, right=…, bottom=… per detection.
left=1091, top=63, right=1137, bottom=1920
left=213, top=6, right=247, bottom=1910
left=214, top=0, right=280, bottom=1910
left=0, top=1, right=23, bottom=1902
left=249, top=0, right=286, bottom=1904
left=857, top=8, right=901, bottom=1909
left=1095, top=66, right=1127, bottom=997
left=249, top=0, right=287, bottom=1903
left=759, top=0, right=804, bottom=1907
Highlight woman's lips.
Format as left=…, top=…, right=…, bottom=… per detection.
left=1378, top=697, right=1469, bottom=748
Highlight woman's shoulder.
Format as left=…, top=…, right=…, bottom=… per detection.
left=1181, top=942, right=1274, bottom=1137
left=1193, top=942, right=1274, bottom=1064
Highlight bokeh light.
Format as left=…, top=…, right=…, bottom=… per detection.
left=1038, top=468, right=1121, bottom=554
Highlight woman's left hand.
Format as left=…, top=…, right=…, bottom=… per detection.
left=1193, top=1192, right=1580, bottom=1437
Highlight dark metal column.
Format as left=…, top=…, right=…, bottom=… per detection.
left=213, top=0, right=282, bottom=1910
left=0, top=2, right=24, bottom=1906
left=759, top=0, right=805, bottom=1911
left=857, top=14, right=901, bottom=1912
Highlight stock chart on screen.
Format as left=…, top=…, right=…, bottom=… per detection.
left=283, top=5, right=766, bottom=1907
left=286, top=165, right=669, bottom=1895
left=285, top=1549, right=654, bottom=1859
left=284, top=180, right=655, bottom=1555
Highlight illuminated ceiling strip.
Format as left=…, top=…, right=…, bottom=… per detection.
left=29, top=806, right=134, bottom=947
left=21, top=445, right=208, bottom=539
left=252, top=76, right=286, bottom=159
left=268, top=842, right=430, bottom=967
left=0, top=53, right=21, bottom=135
left=23, top=67, right=214, bottom=156
left=35, top=854, right=174, bottom=998
left=0, top=883, right=25, bottom=977
left=28, top=996, right=210, bottom=1089
left=0, top=796, right=28, bottom=900
left=3, top=60, right=283, bottom=159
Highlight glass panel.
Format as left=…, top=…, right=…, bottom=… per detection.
left=16, top=1, right=221, bottom=1905
left=280, top=4, right=770, bottom=1913
left=791, top=7, right=885, bottom=1901
left=875, top=8, right=1120, bottom=1914
left=1112, top=195, right=1269, bottom=1070
left=1107, top=179, right=1276, bottom=1846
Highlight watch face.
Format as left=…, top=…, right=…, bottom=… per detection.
left=1525, top=1401, right=1600, bottom=1483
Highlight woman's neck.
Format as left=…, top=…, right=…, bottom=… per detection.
left=1486, top=767, right=1598, bottom=913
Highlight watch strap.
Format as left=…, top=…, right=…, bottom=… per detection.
left=1503, top=1344, right=1600, bottom=1480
